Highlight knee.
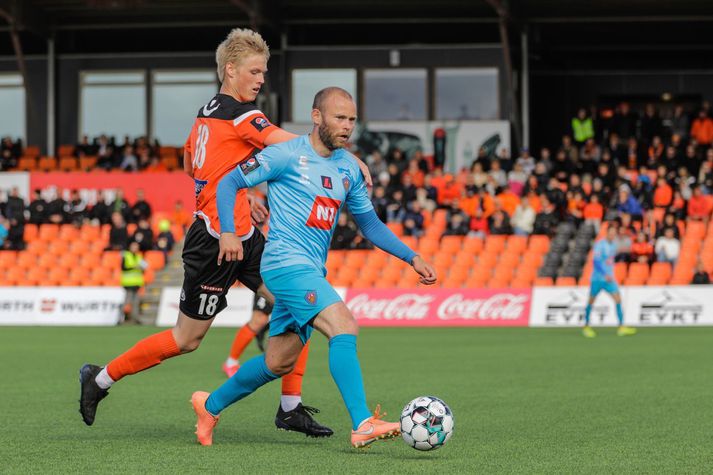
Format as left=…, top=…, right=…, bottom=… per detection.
left=173, top=333, right=204, bottom=353
left=266, top=358, right=295, bottom=376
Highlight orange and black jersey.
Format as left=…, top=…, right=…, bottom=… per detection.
left=184, top=93, right=277, bottom=238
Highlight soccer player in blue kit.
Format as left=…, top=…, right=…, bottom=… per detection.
left=583, top=223, right=637, bottom=338
left=191, top=87, right=437, bottom=448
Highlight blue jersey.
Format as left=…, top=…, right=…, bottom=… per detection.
left=592, top=238, right=616, bottom=282
left=240, top=135, right=372, bottom=273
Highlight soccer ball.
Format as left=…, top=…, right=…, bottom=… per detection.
left=400, top=396, right=454, bottom=451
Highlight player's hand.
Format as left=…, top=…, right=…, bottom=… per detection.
left=218, top=232, right=244, bottom=265
left=354, top=156, right=373, bottom=188
left=412, top=255, right=437, bottom=285
left=247, top=194, right=268, bottom=224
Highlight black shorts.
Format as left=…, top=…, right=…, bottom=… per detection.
left=253, top=293, right=274, bottom=315
left=180, top=220, right=265, bottom=320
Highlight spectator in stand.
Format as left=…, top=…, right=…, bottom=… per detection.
left=656, top=213, right=681, bottom=240
left=442, top=212, right=469, bottom=238
left=560, top=135, right=579, bottom=162
left=551, top=150, right=575, bottom=183
left=690, top=109, right=713, bottom=146
left=691, top=261, right=711, bottom=284
left=75, top=135, right=96, bottom=157
left=130, top=189, right=152, bottom=223
left=110, top=189, right=131, bottom=222
left=67, top=189, right=87, bottom=226
left=29, top=189, right=47, bottom=225
left=96, top=135, right=114, bottom=170
left=137, top=148, right=152, bottom=170
left=523, top=174, right=543, bottom=196
left=121, top=240, right=148, bottom=323
left=612, top=102, right=638, bottom=139
left=0, top=217, right=8, bottom=248
left=389, top=147, right=408, bottom=175
left=515, top=148, right=536, bottom=176
left=403, top=202, right=425, bottom=238
left=606, top=133, right=627, bottom=164
left=411, top=149, right=430, bottom=174
left=401, top=173, right=418, bottom=203
left=676, top=167, right=695, bottom=200
left=687, top=185, right=713, bottom=222
left=630, top=231, right=655, bottom=264
left=471, top=161, right=489, bottom=189
left=6, top=215, right=24, bottom=250
left=653, top=178, right=673, bottom=209
left=366, top=150, right=387, bottom=179
left=46, top=189, right=67, bottom=224
left=615, top=187, right=643, bottom=220
left=640, top=103, right=662, bottom=144
left=403, top=159, right=425, bottom=188
left=669, top=190, right=687, bottom=220
left=511, top=196, right=536, bottom=235
left=119, top=145, right=139, bottom=172
left=436, top=174, right=462, bottom=208
left=488, top=159, right=507, bottom=189
left=90, top=190, right=112, bottom=225
left=566, top=191, right=586, bottom=225
left=171, top=200, right=192, bottom=232
left=4, top=187, right=25, bottom=223
left=131, top=218, right=154, bottom=252
left=371, top=186, right=389, bottom=222
left=614, top=224, right=633, bottom=263
left=386, top=189, right=406, bottom=223
left=671, top=105, right=690, bottom=139
left=583, top=194, right=604, bottom=232
left=107, top=212, right=128, bottom=251
left=0, top=137, right=20, bottom=170
left=156, top=219, right=175, bottom=259
left=144, top=156, right=168, bottom=172
left=507, top=162, right=527, bottom=196
left=414, top=186, right=436, bottom=213
left=571, top=108, right=594, bottom=146
left=468, top=208, right=489, bottom=238
left=331, top=213, right=357, bottom=250
left=496, top=185, right=520, bottom=216
left=655, top=227, right=680, bottom=264
left=533, top=197, right=559, bottom=236
left=488, top=210, right=512, bottom=235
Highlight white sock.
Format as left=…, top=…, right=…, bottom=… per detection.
left=95, top=367, right=115, bottom=390
left=225, top=357, right=239, bottom=367
left=281, top=395, right=302, bottom=411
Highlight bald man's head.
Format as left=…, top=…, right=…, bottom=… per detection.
left=312, top=87, right=353, bottom=113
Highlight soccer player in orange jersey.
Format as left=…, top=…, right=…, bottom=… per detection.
left=79, top=28, right=369, bottom=436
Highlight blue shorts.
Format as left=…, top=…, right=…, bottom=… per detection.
left=261, top=265, right=343, bottom=344
left=590, top=280, right=620, bottom=298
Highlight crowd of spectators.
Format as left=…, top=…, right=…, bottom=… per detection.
left=0, top=186, right=191, bottom=258
left=331, top=101, right=713, bottom=278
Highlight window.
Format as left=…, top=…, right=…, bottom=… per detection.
left=364, top=69, right=427, bottom=121
left=80, top=71, right=146, bottom=139
left=0, top=74, right=25, bottom=141
left=292, top=69, right=357, bottom=122
left=435, top=68, right=498, bottom=120
left=151, top=70, right=217, bottom=145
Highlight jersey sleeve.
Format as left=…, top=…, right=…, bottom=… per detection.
left=345, top=162, right=373, bottom=214
left=234, top=111, right=277, bottom=149
left=238, top=143, right=292, bottom=188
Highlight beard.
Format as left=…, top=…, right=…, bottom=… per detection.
left=318, top=122, right=342, bottom=151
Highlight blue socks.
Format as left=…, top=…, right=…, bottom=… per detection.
left=205, top=354, right=278, bottom=416
left=615, top=302, right=624, bottom=326
left=329, top=334, right=372, bottom=430
left=584, top=304, right=592, bottom=326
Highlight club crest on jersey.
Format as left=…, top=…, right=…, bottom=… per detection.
left=321, top=176, right=333, bottom=189
left=306, top=196, right=342, bottom=230
left=194, top=178, right=208, bottom=196
left=250, top=116, right=272, bottom=132
left=342, top=176, right=351, bottom=192
left=304, top=291, right=317, bottom=305
left=239, top=156, right=261, bottom=175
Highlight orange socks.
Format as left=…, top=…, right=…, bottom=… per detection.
left=282, top=341, right=309, bottom=396
left=229, top=325, right=257, bottom=360
left=106, top=329, right=181, bottom=382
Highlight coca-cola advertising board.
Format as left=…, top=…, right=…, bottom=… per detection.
left=345, top=288, right=531, bottom=326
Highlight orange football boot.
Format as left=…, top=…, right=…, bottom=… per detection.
left=191, top=391, right=220, bottom=446
left=351, top=404, right=400, bottom=448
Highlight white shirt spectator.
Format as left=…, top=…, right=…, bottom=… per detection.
left=511, top=202, right=536, bottom=234
left=655, top=236, right=680, bottom=262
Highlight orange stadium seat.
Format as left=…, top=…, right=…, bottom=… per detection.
left=57, top=253, right=77, bottom=270
left=534, top=276, right=554, bottom=286
left=506, top=235, right=528, bottom=254
left=366, top=251, right=388, bottom=268
left=17, top=157, right=37, bottom=171
left=25, top=267, right=45, bottom=286
left=59, top=156, right=78, bottom=171
left=38, top=224, right=60, bottom=241
left=24, top=145, right=41, bottom=157
left=648, top=262, right=672, bottom=284
left=433, top=252, right=453, bottom=267
left=25, top=240, right=46, bottom=256
left=528, top=235, right=550, bottom=254
left=484, top=235, right=506, bottom=253
left=17, top=252, right=36, bottom=269
left=48, top=240, right=70, bottom=255
left=79, top=156, right=98, bottom=170
left=57, top=144, right=75, bottom=156
left=37, top=253, right=57, bottom=269
left=465, top=273, right=488, bottom=288
left=462, top=237, right=484, bottom=254
left=69, top=240, right=91, bottom=256
left=386, top=222, right=403, bottom=236
left=0, top=251, right=17, bottom=268
left=59, top=224, right=81, bottom=241
left=418, top=238, right=440, bottom=255
left=399, top=236, right=417, bottom=249
left=556, top=277, right=576, bottom=286
left=144, top=250, right=166, bottom=270
left=81, top=253, right=102, bottom=269
left=38, top=156, right=57, bottom=171
left=23, top=224, right=38, bottom=241
left=627, top=262, right=649, bottom=282
left=101, top=251, right=122, bottom=268
left=614, top=262, right=627, bottom=283
left=686, top=221, right=706, bottom=240
left=487, top=276, right=511, bottom=288
left=5, top=267, right=25, bottom=285
left=521, top=251, right=544, bottom=269
left=80, top=225, right=103, bottom=241
left=440, top=235, right=463, bottom=254
left=343, top=250, right=369, bottom=268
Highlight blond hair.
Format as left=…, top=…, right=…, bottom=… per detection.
left=215, top=28, right=270, bottom=83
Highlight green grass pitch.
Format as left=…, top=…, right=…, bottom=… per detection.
left=0, top=326, right=711, bottom=473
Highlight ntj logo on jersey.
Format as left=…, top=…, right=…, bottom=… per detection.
left=306, top=196, right=342, bottom=230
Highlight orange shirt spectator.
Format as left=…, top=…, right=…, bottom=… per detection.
left=526, top=192, right=542, bottom=213
left=583, top=197, right=604, bottom=220
left=171, top=201, right=192, bottom=230
left=690, top=111, right=713, bottom=145
left=631, top=235, right=654, bottom=263
left=144, top=157, right=168, bottom=173
left=687, top=187, right=713, bottom=220
left=568, top=193, right=586, bottom=218
left=497, top=188, right=520, bottom=216
left=460, top=194, right=479, bottom=217
left=437, top=175, right=463, bottom=206
left=403, top=160, right=425, bottom=187
left=653, top=180, right=673, bottom=208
